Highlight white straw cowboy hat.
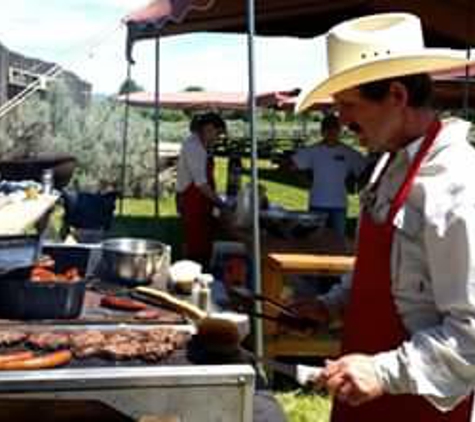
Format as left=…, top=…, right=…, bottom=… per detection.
left=298, top=13, right=472, bottom=111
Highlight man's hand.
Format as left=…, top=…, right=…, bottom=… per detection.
left=286, top=298, right=330, bottom=325
left=319, top=354, right=384, bottom=406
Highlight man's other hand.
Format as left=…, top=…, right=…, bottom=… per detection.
left=321, top=354, right=384, bottom=406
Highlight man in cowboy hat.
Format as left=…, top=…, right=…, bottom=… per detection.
left=294, top=12, right=475, bottom=422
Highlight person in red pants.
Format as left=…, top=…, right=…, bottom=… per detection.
left=176, top=113, right=226, bottom=267
left=292, top=12, right=475, bottom=422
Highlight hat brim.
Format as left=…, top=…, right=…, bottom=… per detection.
left=298, top=51, right=472, bottom=112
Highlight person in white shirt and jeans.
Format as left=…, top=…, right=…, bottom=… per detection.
left=292, top=114, right=366, bottom=236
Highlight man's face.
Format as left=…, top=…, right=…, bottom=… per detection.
left=334, top=85, right=405, bottom=152
left=200, top=124, right=221, bottom=146
left=323, top=126, right=341, bottom=145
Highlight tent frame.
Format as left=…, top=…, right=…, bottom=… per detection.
left=121, top=0, right=473, bottom=365
left=122, top=0, right=264, bottom=361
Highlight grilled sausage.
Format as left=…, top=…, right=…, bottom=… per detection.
left=0, top=350, right=72, bottom=370
left=134, top=309, right=165, bottom=320
left=100, top=295, right=148, bottom=312
left=0, top=351, right=34, bottom=364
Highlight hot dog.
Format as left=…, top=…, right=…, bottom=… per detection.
left=0, top=350, right=72, bottom=370
left=0, top=351, right=34, bottom=364
left=134, top=309, right=164, bottom=320
left=100, top=295, right=148, bottom=312
left=30, top=266, right=81, bottom=283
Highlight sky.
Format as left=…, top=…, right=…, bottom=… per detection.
left=0, top=0, right=328, bottom=95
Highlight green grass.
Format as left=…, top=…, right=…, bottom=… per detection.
left=276, top=392, right=331, bottom=422
left=219, top=158, right=308, bottom=210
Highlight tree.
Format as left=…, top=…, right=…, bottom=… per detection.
left=119, top=78, right=144, bottom=95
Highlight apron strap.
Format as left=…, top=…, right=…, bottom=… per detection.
left=388, top=119, right=441, bottom=222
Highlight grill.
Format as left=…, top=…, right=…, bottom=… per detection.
left=0, top=325, right=250, bottom=369
left=0, top=325, right=254, bottom=421
left=0, top=244, right=255, bottom=421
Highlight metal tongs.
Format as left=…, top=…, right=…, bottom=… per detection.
left=240, top=347, right=323, bottom=388
left=228, top=286, right=322, bottom=330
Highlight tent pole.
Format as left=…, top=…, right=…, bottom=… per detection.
left=246, top=0, right=264, bottom=369
left=301, top=112, right=308, bottom=145
left=154, top=36, right=161, bottom=219
left=462, top=6, right=473, bottom=118
left=463, top=56, right=471, bottom=119
left=120, top=62, right=132, bottom=216
left=270, top=108, right=276, bottom=142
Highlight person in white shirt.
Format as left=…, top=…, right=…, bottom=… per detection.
left=292, top=114, right=366, bottom=236
left=176, top=113, right=226, bottom=266
left=292, top=12, right=475, bottom=422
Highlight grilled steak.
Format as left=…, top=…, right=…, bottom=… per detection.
left=19, top=328, right=190, bottom=362
left=28, top=332, right=71, bottom=351
left=70, top=330, right=106, bottom=358
left=99, top=329, right=188, bottom=361
left=102, top=336, right=144, bottom=360
left=147, top=328, right=189, bottom=348
left=0, top=330, right=28, bottom=346
left=141, top=341, right=174, bottom=362
left=140, top=329, right=189, bottom=362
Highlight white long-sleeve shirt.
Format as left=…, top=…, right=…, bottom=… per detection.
left=322, top=118, right=475, bottom=412
left=176, top=134, right=208, bottom=193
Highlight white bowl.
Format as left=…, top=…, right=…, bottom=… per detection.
left=169, top=260, right=202, bottom=293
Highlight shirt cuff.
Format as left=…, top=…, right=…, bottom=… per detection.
left=372, top=350, right=407, bottom=395
left=372, top=350, right=466, bottom=412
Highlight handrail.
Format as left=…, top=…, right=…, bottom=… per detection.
left=0, top=64, right=63, bottom=120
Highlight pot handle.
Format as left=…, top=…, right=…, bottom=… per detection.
left=151, top=245, right=171, bottom=287
left=162, top=245, right=172, bottom=269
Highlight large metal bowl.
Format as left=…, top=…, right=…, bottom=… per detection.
left=100, top=238, right=169, bottom=286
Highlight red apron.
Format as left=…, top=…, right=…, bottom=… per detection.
left=332, top=120, right=472, bottom=422
left=181, top=155, right=216, bottom=266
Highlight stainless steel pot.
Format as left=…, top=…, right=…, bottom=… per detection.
left=100, top=238, right=170, bottom=286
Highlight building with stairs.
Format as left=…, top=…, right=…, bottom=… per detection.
left=0, top=42, right=92, bottom=108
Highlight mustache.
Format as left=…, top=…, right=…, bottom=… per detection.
left=347, top=122, right=362, bottom=133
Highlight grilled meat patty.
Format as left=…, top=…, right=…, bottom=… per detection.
left=0, top=330, right=28, bottom=346
left=70, top=330, right=107, bottom=358
left=0, top=328, right=189, bottom=363
left=27, top=332, right=71, bottom=351
left=102, top=335, right=144, bottom=360
left=101, top=329, right=189, bottom=361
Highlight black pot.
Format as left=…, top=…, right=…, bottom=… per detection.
left=0, top=154, right=77, bottom=189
